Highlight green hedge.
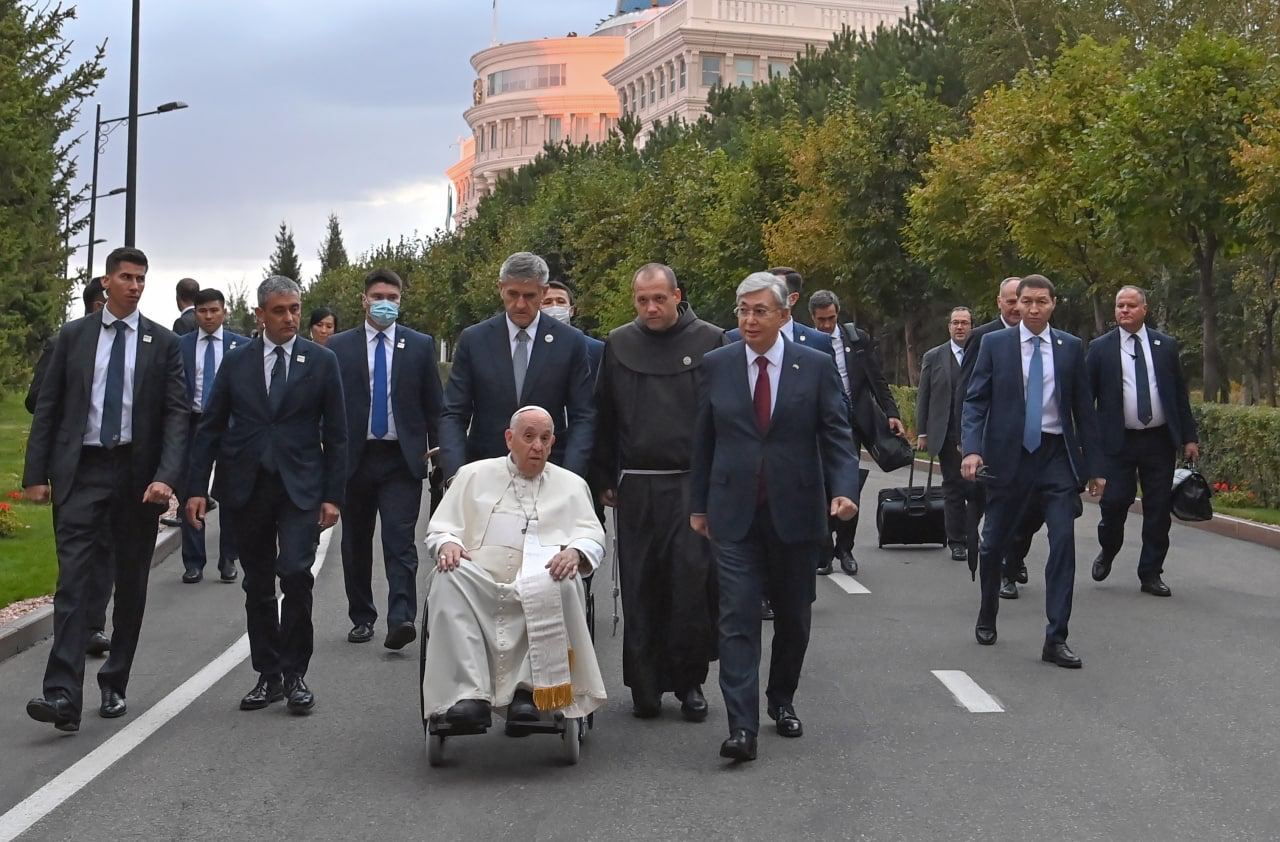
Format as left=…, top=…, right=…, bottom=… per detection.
left=886, top=386, right=1280, bottom=507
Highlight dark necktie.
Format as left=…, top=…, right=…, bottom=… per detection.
left=1023, top=336, right=1043, bottom=453
left=371, top=332, right=389, bottom=438
left=268, top=346, right=287, bottom=413
left=201, top=334, right=216, bottom=411
left=753, top=356, right=771, bottom=505
left=513, top=328, right=530, bottom=400
left=1132, top=334, right=1153, bottom=425
left=100, top=320, right=127, bottom=448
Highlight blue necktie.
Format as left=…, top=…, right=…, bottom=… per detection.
left=371, top=332, right=388, bottom=438
left=100, top=321, right=127, bottom=448
left=1023, top=336, right=1043, bottom=453
left=1132, top=335, right=1153, bottom=425
left=201, top=334, right=216, bottom=410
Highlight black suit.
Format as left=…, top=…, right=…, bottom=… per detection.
left=439, top=312, right=596, bottom=479
left=1087, top=326, right=1197, bottom=581
left=23, top=310, right=188, bottom=718
left=189, top=335, right=347, bottom=680
left=172, top=307, right=196, bottom=336
left=832, top=323, right=897, bottom=554
left=329, top=323, right=443, bottom=630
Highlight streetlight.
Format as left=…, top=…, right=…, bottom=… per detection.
left=86, top=99, right=189, bottom=277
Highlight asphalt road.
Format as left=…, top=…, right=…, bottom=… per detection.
left=1, top=463, right=1277, bottom=841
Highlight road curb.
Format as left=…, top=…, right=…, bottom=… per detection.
left=905, top=456, right=1280, bottom=551
left=0, top=525, right=181, bottom=665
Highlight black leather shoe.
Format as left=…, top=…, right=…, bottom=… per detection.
left=26, top=696, right=79, bottom=732
left=760, top=599, right=775, bottom=621
left=445, top=698, right=492, bottom=727
left=239, top=676, right=284, bottom=710
left=217, top=559, right=237, bottom=583
left=99, top=689, right=127, bottom=718
left=676, top=687, right=709, bottom=722
left=1091, top=553, right=1112, bottom=582
left=181, top=568, right=203, bottom=584
left=631, top=693, right=661, bottom=719
left=767, top=703, right=803, bottom=738
left=838, top=549, right=858, bottom=576
left=347, top=623, right=375, bottom=644
left=1016, top=563, right=1029, bottom=584
left=999, top=579, right=1018, bottom=599
left=950, top=544, right=967, bottom=561
left=1042, top=641, right=1082, bottom=668
left=816, top=558, right=834, bottom=576
left=975, top=625, right=997, bottom=646
left=507, top=688, right=540, bottom=722
left=85, top=630, right=111, bottom=657
left=719, top=728, right=757, bottom=762
left=284, top=675, right=315, bottom=714
left=1140, top=576, right=1172, bottom=597
left=384, top=621, right=417, bottom=650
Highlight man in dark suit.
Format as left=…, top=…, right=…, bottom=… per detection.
left=541, top=279, right=605, bottom=380
left=329, top=268, right=444, bottom=649
left=23, top=247, right=188, bottom=731
left=691, top=272, right=859, bottom=762
left=172, top=277, right=199, bottom=335
left=916, top=306, right=973, bottom=560
left=186, top=276, right=347, bottom=714
left=1087, top=285, right=1199, bottom=597
left=962, top=274, right=1104, bottom=669
left=809, top=288, right=904, bottom=576
left=178, top=288, right=249, bottom=584
left=439, top=251, right=596, bottom=480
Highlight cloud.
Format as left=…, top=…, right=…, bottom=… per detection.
left=361, top=179, right=451, bottom=210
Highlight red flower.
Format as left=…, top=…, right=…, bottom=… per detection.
left=6, top=490, right=20, bottom=500
left=0, top=502, right=10, bottom=512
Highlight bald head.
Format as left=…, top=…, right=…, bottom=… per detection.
left=997, top=276, right=1022, bottom=325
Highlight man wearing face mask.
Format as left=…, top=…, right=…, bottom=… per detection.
left=541, top=280, right=604, bottom=382
left=328, top=268, right=444, bottom=649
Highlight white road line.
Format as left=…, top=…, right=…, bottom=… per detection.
left=0, top=529, right=334, bottom=842
left=828, top=573, right=870, bottom=595
left=931, top=670, right=1005, bottom=713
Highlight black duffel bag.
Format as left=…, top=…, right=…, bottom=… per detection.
left=851, top=388, right=914, bottom=472
left=1171, top=465, right=1214, bottom=522
left=876, top=458, right=947, bottom=547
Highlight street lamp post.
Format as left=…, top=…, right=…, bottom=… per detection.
left=125, top=0, right=141, bottom=246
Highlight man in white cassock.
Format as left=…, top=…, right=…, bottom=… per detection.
left=422, top=406, right=607, bottom=728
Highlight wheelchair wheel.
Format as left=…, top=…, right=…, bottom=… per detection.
left=561, top=718, right=580, bottom=765
left=427, top=733, right=446, bottom=767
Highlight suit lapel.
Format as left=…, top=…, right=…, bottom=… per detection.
left=77, top=311, right=105, bottom=406
left=770, top=342, right=803, bottom=438
left=734, top=344, right=763, bottom=440
left=489, top=316, right=518, bottom=401
left=1049, top=328, right=1069, bottom=409
left=132, top=316, right=157, bottom=405
left=1149, top=329, right=1173, bottom=406
left=182, top=334, right=197, bottom=402
left=520, top=317, right=554, bottom=402
left=248, top=337, right=271, bottom=412
left=274, top=337, right=314, bottom=413
left=389, top=324, right=404, bottom=408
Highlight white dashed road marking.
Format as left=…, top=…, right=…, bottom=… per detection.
left=931, top=670, right=1005, bottom=713
left=827, top=573, right=870, bottom=594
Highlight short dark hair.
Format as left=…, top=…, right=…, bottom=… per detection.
left=1017, top=274, right=1056, bottom=300
left=546, top=279, right=575, bottom=305
left=769, top=266, right=803, bottom=297
left=175, top=277, right=200, bottom=303
left=364, top=268, right=403, bottom=291
left=309, top=306, right=338, bottom=329
left=193, top=288, right=225, bottom=307
left=104, top=247, right=148, bottom=276
left=82, top=277, right=106, bottom=309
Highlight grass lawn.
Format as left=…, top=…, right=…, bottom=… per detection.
left=1216, top=506, right=1280, bottom=527
left=0, top=391, right=57, bottom=609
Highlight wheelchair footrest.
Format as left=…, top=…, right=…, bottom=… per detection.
left=427, top=715, right=491, bottom=737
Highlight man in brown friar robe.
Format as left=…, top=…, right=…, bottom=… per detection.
left=591, top=263, right=728, bottom=721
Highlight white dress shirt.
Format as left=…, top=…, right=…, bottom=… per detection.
left=366, top=321, right=398, bottom=440
left=1001, top=316, right=1017, bottom=329
left=828, top=325, right=852, bottom=396
left=780, top=318, right=795, bottom=342
left=192, top=327, right=224, bottom=410
left=263, top=335, right=297, bottom=393
left=1120, top=326, right=1166, bottom=429
left=1019, top=322, right=1062, bottom=435
left=83, top=309, right=140, bottom=446
left=506, top=312, right=541, bottom=356
left=745, top=334, right=784, bottom=417
left=950, top=340, right=964, bottom=367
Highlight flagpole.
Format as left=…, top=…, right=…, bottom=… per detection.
left=491, top=0, right=498, bottom=46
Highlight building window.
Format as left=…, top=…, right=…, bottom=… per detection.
left=668, top=61, right=676, bottom=94
left=476, top=129, right=484, bottom=153
left=522, top=116, right=538, bottom=145
left=573, top=115, right=590, bottom=142
left=701, top=55, right=722, bottom=87
left=678, top=56, right=686, bottom=88
left=657, top=67, right=665, bottom=100
left=487, top=63, right=567, bottom=96
left=628, top=83, right=636, bottom=111
left=502, top=118, right=517, bottom=148
left=768, top=59, right=790, bottom=79
left=638, top=78, right=646, bottom=109
left=647, top=72, right=656, bottom=105
left=547, top=116, right=562, bottom=143
left=489, top=123, right=497, bottom=151
left=735, top=56, right=756, bottom=86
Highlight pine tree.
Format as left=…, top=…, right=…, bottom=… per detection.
left=265, top=221, right=302, bottom=281
left=316, top=213, right=349, bottom=279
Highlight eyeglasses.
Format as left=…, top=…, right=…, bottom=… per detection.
left=735, top=306, right=779, bottom=319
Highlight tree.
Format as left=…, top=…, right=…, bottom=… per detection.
left=1232, top=104, right=1280, bottom=405
left=224, top=282, right=257, bottom=336
left=265, top=221, right=302, bottom=281
left=0, top=1, right=103, bottom=388
left=315, top=212, right=348, bottom=279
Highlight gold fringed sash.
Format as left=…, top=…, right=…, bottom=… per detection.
left=518, top=572, right=575, bottom=711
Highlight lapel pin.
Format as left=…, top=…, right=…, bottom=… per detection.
left=397, top=338, right=406, bottom=349
left=1153, top=339, right=1161, bottom=346
left=1056, top=339, right=1063, bottom=346
left=230, top=341, right=238, bottom=350
left=142, top=334, right=153, bottom=343
left=544, top=334, right=553, bottom=343
left=799, top=335, right=807, bottom=342
left=296, top=355, right=306, bottom=363
left=682, top=356, right=692, bottom=366
left=792, top=363, right=800, bottom=370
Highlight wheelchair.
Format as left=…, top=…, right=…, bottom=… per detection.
left=418, top=572, right=596, bottom=766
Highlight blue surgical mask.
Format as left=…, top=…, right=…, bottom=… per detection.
left=369, top=299, right=400, bottom=327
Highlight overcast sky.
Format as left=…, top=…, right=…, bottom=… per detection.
left=63, top=0, right=609, bottom=324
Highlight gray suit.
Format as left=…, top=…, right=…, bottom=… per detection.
left=916, top=341, right=966, bottom=547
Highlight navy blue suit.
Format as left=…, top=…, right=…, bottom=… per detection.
left=584, top=333, right=604, bottom=381
left=439, top=313, right=596, bottom=479
left=178, top=328, right=249, bottom=574
left=328, top=323, right=444, bottom=630
left=1087, top=327, right=1197, bottom=581
left=691, top=339, right=858, bottom=734
left=189, top=335, right=347, bottom=680
left=962, top=326, right=1100, bottom=644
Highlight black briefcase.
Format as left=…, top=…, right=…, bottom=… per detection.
left=876, top=458, right=947, bottom=547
